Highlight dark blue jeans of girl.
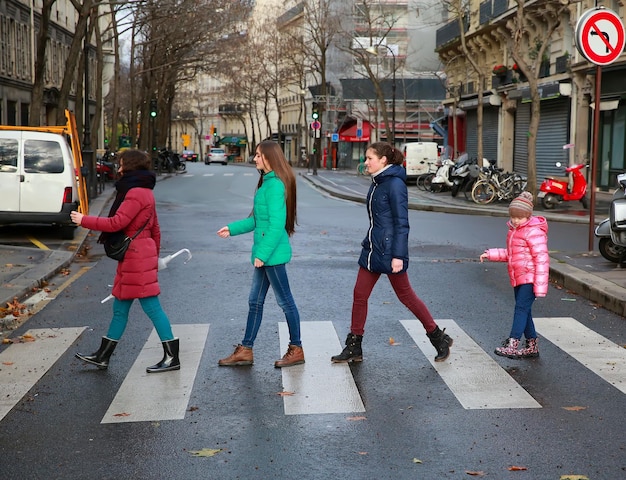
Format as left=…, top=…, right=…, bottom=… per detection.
left=242, top=264, right=301, bottom=348
left=510, top=283, right=537, bottom=340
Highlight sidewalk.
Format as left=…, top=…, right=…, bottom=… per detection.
left=0, top=167, right=624, bottom=331
left=298, top=168, right=626, bottom=318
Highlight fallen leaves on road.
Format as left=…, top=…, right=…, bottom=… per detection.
left=189, top=448, right=221, bottom=457
left=465, top=471, right=485, bottom=476
left=508, top=465, right=527, bottom=471
left=412, top=458, right=423, bottom=464
left=346, top=416, right=366, bottom=421
left=2, top=333, right=35, bottom=344
left=562, top=405, right=587, bottom=411
left=0, top=297, right=28, bottom=318
left=560, top=476, right=589, bottom=480
left=276, top=391, right=295, bottom=396
left=389, top=337, right=400, bottom=346
left=113, top=412, right=131, bottom=417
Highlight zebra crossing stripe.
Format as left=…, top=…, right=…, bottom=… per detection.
left=0, top=327, right=86, bottom=422
left=278, top=321, right=365, bottom=415
left=535, top=317, right=626, bottom=394
left=401, top=320, right=542, bottom=410
left=101, top=324, right=209, bottom=424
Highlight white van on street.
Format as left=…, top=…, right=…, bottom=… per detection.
left=402, top=142, right=440, bottom=185
left=0, top=129, right=81, bottom=239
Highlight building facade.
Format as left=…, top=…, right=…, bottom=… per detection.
left=436, top=0, right=626, bottom=190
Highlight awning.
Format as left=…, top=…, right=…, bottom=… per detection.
left=338, top=121, right=371, bottom=142
left=219, top=135, right=248, bottom=146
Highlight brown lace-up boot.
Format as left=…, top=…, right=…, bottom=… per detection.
left=274, top=345, right=305, bottom=368
left=218, top=345, right=253, bottom=366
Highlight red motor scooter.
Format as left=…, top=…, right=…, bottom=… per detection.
left=538, top=162, right=589, bottom=209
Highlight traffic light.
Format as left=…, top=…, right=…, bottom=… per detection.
left=149, top=98, right=157, bottom=118
left=213, top=126, right=218, bottom=138
left=210, top=125, right=215, bottom=136
left=311, top=102, right=319, bottom=121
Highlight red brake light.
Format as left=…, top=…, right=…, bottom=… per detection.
left=63, top=187, right=72, bottom=204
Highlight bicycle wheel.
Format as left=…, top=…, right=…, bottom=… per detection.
left=357, top=163, right=367, bottom=175
left=472, top=180, right=496, bottom=204
left=422, top=174, right=434, bottom=192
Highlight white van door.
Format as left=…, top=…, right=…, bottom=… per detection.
left=0, top=132, right=21, bottom=212
left=20, top=131, right=70, bottom=213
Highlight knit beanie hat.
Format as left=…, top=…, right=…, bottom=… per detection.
left=509, top=191, right=534, bottom=217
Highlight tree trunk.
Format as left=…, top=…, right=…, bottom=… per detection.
left=30, top=0, right=56, bottom=126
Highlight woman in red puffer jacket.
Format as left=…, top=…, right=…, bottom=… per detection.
left=70, top=149, right=179, bottom=374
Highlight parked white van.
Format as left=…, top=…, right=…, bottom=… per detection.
left=402, top=142, right=440, bottom=185
left=0, top=129, right=81, bottom=239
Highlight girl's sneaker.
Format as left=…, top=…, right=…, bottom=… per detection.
left=518, top=338, right=539, bottom=358
left=494, top=338, right=520, bottom=358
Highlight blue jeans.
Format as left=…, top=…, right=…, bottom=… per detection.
left=242, top=264, right=301, bottom=348
left=107, top=296, right=174, bottom=342
left=510, top=283, right=537, bottom=340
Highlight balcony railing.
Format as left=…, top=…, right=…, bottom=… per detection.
left=435, top=17, right=468, bottom=49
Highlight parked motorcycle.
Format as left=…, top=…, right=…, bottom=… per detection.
left=595, top=172, right=626, bottom=263
left=538, top=162, right=589, bottom=209
left=429, top=158, right=455, bottom=193
left=450, top=154, right=491, bottom=198
left=158, top=148, right=186, bottom=173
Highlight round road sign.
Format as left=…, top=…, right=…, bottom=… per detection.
left=575, top=7, right=625, bottom=66
left=311, top=120, right=321, bottom=130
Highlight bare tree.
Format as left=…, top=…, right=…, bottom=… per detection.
left=496, top=1, right=572, bottom=195
left=30, top=0, right=57, bottom=126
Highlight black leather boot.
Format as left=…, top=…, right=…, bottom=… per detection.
left=146, top=338, right=180, bottom=373
left=331, top=333, right=363, bottom=363
left=75, top=337, right=118, bottom=369
left=427, top=326, right=453, bottom=362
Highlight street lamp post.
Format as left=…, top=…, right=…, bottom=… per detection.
left=367, top=44, right=396, bottom=145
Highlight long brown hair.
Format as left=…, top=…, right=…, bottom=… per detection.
left=256, top=140, right=297, bottom=235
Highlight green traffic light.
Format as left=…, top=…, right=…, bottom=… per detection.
left=150, top=111, right=157, bottom=118
left=312, top=112, right=319, bottom=120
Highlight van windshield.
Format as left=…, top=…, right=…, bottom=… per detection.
left=0, top=138, right=18, bottom=173
left=24, top=140, right=64, bottom=174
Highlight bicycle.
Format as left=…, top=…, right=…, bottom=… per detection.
left=356, top=159, right=367, bottom=175
left=471, top=170, right=527, bottom=204
left=417, top=161, right=440, bottom=191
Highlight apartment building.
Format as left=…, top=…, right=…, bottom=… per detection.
left=0, top=0, right=112, bottom=147
left=276, top=0, right=448, bottom=168
left=436, top=0, right=626, bottom=190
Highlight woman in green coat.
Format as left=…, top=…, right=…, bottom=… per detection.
left=217, top=141, right=303, bottom=368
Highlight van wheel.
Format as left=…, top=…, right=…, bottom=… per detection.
left=60, top=225, right=76, bottom=240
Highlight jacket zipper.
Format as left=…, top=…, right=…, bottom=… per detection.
left=366, top=183, right=377, bottom=270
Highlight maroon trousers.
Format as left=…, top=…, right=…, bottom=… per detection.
left=350, top=267, right=437, bottom=336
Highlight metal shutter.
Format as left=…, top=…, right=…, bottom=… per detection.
left=464, top=107, right=498, bottom=161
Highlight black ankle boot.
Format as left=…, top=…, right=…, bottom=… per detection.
left=146, top=338, right=180, bottom=373
left=427, top=326, right=453, bottom=362
left=75, top=337, right=118, bottom=369
left=331, top=333, right=363, bottom=363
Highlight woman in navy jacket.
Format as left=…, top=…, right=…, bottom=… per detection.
left=331, top=142, right=453, bottom=363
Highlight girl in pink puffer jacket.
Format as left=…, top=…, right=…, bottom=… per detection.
left=480, top=191, right=549, bottom=359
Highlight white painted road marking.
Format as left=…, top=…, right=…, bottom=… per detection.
left=278, top=321, right=365, bottom=415
left=402, top=319, right=542, bottom=409
left=535, top=317, right=626, bottom=394
left=101, top=324, right=209, bottom=423
left=0, top=327, right=86, bottom=421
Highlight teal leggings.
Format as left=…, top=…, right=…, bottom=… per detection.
left=106, top=296, right=174, bottom=342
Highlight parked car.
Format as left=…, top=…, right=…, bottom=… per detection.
left=205, top=147, right=228, bottom=165
left=181, top=150, right=198, bottom=162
